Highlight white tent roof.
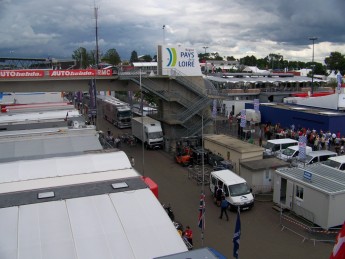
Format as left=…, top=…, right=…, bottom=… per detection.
left=0, top=151, right=131, bottom=185
left=0, top=126, right=102, bottom=163
left=0, top=109, right=80, bottom=125
left=0, top=188, right=187, bottom=259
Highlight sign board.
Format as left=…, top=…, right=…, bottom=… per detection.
left=303, top=170, right=312, bottom=182
left=298, top=135, right=307, bottom=160
left=160, top=45, right=202, bottom=76
left=254, top=99, right=260, bottom=112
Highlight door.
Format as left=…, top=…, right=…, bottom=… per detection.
left=263, top=169, right=271, bottom=188
left=280, top=178, right=293, bottom=209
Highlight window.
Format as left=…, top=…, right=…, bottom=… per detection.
left=296, top=185, right=304, bottom=200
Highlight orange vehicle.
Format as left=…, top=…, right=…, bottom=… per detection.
left=175, top=146, right=192, bottom=166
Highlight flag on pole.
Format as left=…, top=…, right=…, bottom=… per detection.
left=240, top=109, right=246, bottom=128
left=198, top=192, right=205, bottom=232
left=330, top=221, right=345, bottom=259
left=233, top=208, right=241, bottom=259
left=298, top=135, right=307, bottom=161
left=337, top=72, right=342, bottom=91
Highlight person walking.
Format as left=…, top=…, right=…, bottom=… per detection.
left=130, top=156, right=135, bottom=167
left=216, top=185, right=223, bottom=207
left=219, top=196, right=229, bottom=221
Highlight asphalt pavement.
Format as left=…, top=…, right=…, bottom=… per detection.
left=95, top=116, right=333, bottom=259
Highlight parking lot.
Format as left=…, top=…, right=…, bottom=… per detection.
left=96, top=117, right=333, bottom=259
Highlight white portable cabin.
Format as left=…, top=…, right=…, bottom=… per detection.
left=0, top=125, right=102, bottom=163
left=240, top=157, right=290, bottom=194
left=0, top=151, right=188, bottom=259
left=203, top=134, right=264, bottom=173
left=274, top=163, right=345, bottom=229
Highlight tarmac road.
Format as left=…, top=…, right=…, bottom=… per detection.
left=95, top=117, right=333, bottom=259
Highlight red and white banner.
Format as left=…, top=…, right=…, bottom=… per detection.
left=330, top=221, right=345, bottom=259
left=49, top=69, right=112, bottom=77
left=0, top=70, right=45, bottom=78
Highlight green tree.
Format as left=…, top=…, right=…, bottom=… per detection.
left=102, top=48, right=121, bottom=65
left=240, top=55, right=257, bottom=66
left=72, top=47, right=90, bottom=68
left=226, top=56, right=236, bottom=61
left=141, top=55, right=153, bottom=62
left=130, top=51, right=139, bottom=63
left=89, top=50, right=96, bottom=66
left=257, top=58, right=268, bottom=69
left=306, top=62, right=327, bottom=75
left=265, top=53, right=283, bottom=70
left=325, top=52, right=345, bottom=75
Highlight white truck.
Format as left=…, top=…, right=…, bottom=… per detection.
left=131, top=116, right=163, bottom=149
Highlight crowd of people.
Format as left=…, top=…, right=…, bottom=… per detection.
left=261, top=123, right=345, bottom=155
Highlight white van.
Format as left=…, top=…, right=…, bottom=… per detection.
left=209, top=169, right=254, bottom=211
left=263, top=138, right=298, bottom=157
left=279, top=145, right=312, bottom=161
left=293, top=150, right=337, bottom=167
left=322, top=155, right=345, bottom=171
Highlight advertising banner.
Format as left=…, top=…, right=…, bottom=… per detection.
left=160, top=45, right=202, bottom=76
left=0, top=70, right=45, bottom=78
left=49, top=69, right=112, bottom=77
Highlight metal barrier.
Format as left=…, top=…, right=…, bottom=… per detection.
left=279, top=205, right=340, bottom=245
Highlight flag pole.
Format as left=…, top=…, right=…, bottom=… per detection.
left=233, top=206, right=241, bottom=259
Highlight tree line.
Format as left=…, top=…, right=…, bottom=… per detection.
left=72, top=47, right=345, bottom=75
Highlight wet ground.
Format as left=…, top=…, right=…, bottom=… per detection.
left=95, top=116, right=333, bottom=259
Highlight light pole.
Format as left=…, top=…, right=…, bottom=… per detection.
left=162, top=25, right=166, bottom=45
left=203, top=46, right=208, bottom=74
left=309, top=37, right=318, bottom=94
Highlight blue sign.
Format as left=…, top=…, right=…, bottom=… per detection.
left=254, top=99, right=260, bottom=113
left=303, top=171, right=312, bottom=181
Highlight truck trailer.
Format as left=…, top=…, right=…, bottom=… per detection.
left=132, top=116, right=163, bottom=149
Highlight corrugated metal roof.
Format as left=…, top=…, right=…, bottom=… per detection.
left=276, top=163, right=345, bottom=195
left=240, top=157, right=290, bottom=171
left=204, top=134, right=264, bottom=153
left=0, top=126, right=102, bottom=163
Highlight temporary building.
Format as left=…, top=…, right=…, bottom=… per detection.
left=240, top=157, right=290, bottom=193
left=203, top=134, right=264, bottom=173
left=274, top=163, right=345, bottom=229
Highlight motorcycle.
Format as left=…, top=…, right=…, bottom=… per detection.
left=162, top=203, right=175, bottom=221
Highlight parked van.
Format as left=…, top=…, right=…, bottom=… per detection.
left=293, top=150, right=337, bottom=167
left=279, top=145, right=313, bottom=161
left=322, top=155, right=345, bottom=171
left=263, top=138, right=298, bottom=157
left=209, top=169, right=254, bottom=211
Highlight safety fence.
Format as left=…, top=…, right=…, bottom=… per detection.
left=279, top=206, right=340, bottom=245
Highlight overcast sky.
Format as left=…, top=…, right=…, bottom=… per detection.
left=0, top=0, right=344, bottom=63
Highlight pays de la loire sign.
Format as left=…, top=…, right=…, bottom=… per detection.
left=161, top=45, right=202, bottom=76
